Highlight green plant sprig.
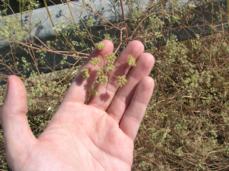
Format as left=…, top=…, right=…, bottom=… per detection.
left=95, top=42, right=105, bottom=51
left=81, top=49, right=136, bottom=96
left=127, top=55, right=136, bottom=66
left=81, top=68, right=90, bottom=79
left=90, top=57, right=101, bottom=66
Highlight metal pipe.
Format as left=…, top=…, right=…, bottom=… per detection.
left=0, top=0, right=227, bottom=51
left=0, top=0, right=150, bottom=50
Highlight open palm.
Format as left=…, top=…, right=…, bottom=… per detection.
left=1, top=40, right=155, bottom=171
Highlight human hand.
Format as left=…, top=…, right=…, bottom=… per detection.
left=1, top=40, right=155, bottom=171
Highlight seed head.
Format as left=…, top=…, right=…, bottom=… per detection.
left=90, top=57, right=100, bottom=66
left=97, top=70, right=108, bottom=84
left=104, top=65, right=115, bottom=73
left=117, top=75, right=128, bottom=87
left=107, top=53, right=117, bottom=65
left=95, top=42, right=105, bottom=51
left=81, top=68, right=90, bottom=79
left=127, top=55, right=136, bottom=66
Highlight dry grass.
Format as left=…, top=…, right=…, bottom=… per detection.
left=0, top=0, right=229, bottom=170
left=133, top=33, right=229, bottom=171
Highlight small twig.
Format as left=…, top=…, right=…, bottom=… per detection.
left=130, top=12, right=155, bottom=39
left=14, top=41, right=89, bottom=58
left=115, top=27, right=125, bottom=54
left=80, top=19, right=95, bottom=45
left=83, top=3, right=120, bottom=30
left=27, top=47, right=41, bottom=75
left=43, top=0, right=55, bottom=27
left=66, top=0, right=75, bottom=23
left=119, top=0, right=129, bottom=45
left=120, top=0, right=125, bottom=21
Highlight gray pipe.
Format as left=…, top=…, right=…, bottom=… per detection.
left=0, top=0, right=227, bottom=51
left=0, top=0, right=150, bottom=50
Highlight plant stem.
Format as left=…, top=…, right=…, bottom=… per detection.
left=43, top=0, right=55, bottom=27
left=120, top=0, right=125, bottom=21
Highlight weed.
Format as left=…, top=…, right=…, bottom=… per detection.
left=0, top=0, right=229, bottom=170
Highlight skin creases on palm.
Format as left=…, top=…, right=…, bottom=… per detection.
left=1, top=40, right=155, bottom=171
left=34, top=102, right=134, bottom=171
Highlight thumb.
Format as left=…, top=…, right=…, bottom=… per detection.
left=1, top=75, right=36, bottom=164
